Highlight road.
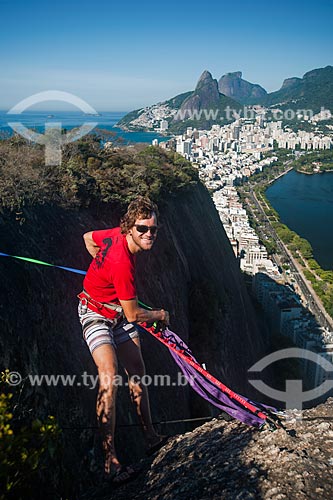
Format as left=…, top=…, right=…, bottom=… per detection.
left=246, top=183, right=333, bottom=332
left=239, top=161, right=333, bottom=331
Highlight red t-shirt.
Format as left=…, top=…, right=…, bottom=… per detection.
left=83, top=227, right=137, bottom=309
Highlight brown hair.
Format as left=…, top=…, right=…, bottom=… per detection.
left=120, top=196, right=159, bottom=234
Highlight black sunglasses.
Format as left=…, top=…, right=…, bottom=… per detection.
left=134, top=224, right=158, bottom=235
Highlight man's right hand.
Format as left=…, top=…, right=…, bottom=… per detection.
left=119, top=298, right=170, bottom=326
left=160, top=309, right=170, bottom=326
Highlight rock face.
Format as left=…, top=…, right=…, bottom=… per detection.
left=88, top=398, right=333, bottom=500
left=118, top=65, right=333, bottom=133
left=0, top=182, right=265, bottom=470
left=263, top=65, right=333, bottom=112
left=218, top=71, right=267, bottom=104
left=171, top=70, right=242, bottom=130
left=281, top=77, right=302, bottom=89
left=118, top=70, right=242, bottom=133
left=175, top=70, right=221, bottom=117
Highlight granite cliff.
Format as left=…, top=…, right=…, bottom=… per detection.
left=118, top=65, right=333, bottom=134
left=0, top=175, right=265, bottom=496
left=172, top=70, right=240, bottom=130
left=87, top=399, right=333, bottom=500
left=117, top=70, right=241, bottom=134
left=262, top=65, right=333, bottom=113
left=1, top=140, right=332, bottom=499
left=218, top=71, right=267, bottom=104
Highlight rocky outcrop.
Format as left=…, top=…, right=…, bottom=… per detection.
left=263, top=66, right=333, bottom=112
left=0, top=182, right=265, bottom=473
left=88, top=398, right=333, bottom=500
left=117, top=70, right=242, bottom=133
left=170, top=71, right=242, bottom=130
left=118, top=65, right=333, bottom=133
left=281, top=77, right=302, bottom=89
left=218, top=71, right=267, bottom=104
left=175, top=70, right=221, bottom=117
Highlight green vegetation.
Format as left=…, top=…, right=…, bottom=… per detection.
left=117, top=91, right=192, bottom=130
left=262, top=237, right=277, bottom=255
left=237, top=150, right=294, bottom=237
left=0, top=135, right=199, bottom=212
left=0, top=136, right=200, bottom=496
left=115, top=66, right=333, bottom=134
left=258, top=191, right=333, bottom=318
left=262, top=66, right=333, bottom=114
left=290, top=149, right=333, bottom=173
left=249, top=149, right=293, bottom=184
left=114, top=108, right=146, bottom=128
left=239, top=148, right=333, bottom=318
left=118, top=88, right=241, bottom=134
left=0, top=370, right=66, bottom=500
left=279, top=120, right=330, bottom=134
left=167, top=94, right=239, bottom=133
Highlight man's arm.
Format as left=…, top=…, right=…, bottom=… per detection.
left=119, top=298, right=170, bottom=325
left=83, top=231, right=100, bottom=258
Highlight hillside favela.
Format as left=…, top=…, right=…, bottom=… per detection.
left=1, top=1, right=333, bottom=499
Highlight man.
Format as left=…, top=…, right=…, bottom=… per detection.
left=78, top=196, right=169, bottom=485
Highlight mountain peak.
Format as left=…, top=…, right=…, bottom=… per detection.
left=190, top=70, right=220, bottom=101
left=218, top=71, right=267, bottom=104
left=195, top=70, right=215, bottom=90
left=118, top=64, right=333, bottom=133
left=172, top=70, right=240, bottom=128
left=266, top=65, right=333, bottom=112
left=226, top=71, right=243, bottom=79
left=303, top=65, right=333, bottom=80
left=281, top=77, right=301, bottom=89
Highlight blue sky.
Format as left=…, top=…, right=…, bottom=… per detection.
left=0, top=0, right=332, bottom=111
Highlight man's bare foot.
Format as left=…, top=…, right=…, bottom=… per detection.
left=111, top=464, right=142, bottom=486
left=104, top=457, right=121, bottom=476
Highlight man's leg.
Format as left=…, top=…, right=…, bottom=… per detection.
left=117, top=337, right=164, bottom=447
left=91, top=344, right=120, bottom=475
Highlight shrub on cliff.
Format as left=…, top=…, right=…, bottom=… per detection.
left=0, top=135, right=198, bottom=211
left=0, top=371, right=65, bottom=500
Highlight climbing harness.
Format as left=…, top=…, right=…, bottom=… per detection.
left=77, top=289, right=124, bottom=321
left=1, top=251, right=290, bottom=433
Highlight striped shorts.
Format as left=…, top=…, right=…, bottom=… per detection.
left=78, top=301, right=139, bottom=354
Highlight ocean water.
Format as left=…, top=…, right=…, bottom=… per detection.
left=266, top=169, right=333, bottom=270
left=0, top=110, right=170, bottom=144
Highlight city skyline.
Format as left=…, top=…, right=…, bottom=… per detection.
left=0, top=0, right=332, bottom=111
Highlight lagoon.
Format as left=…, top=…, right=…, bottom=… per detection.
left=266, top=169, right=333, bottom=270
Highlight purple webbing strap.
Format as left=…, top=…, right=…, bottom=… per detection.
left=163, top=328, right=272, bottom=427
